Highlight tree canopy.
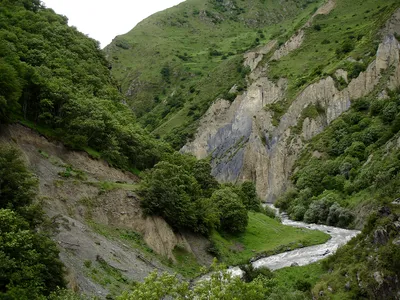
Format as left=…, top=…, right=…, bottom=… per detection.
left=0, top=145, right=65, bottom=298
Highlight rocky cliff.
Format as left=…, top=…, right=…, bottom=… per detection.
left=0, top=124, right=210, bottom=297
left=182, top=7, right=400, bottom=202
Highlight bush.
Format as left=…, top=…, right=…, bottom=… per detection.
left=263, top=205, right=277, bottom=219
left=294, top=279, right=311, bottom=292
left=139, top=161, right=200, bottom=230
left=239, top=181, right=261, bottom=211
left=303, top=194, right=336, bottom=224
left=327, top=202, right=353, bottom=227
left=211, top=187, right=248, bottom=233
left=345, top=142, right=366, bottom=160
left=382, top=102, right=398, bottom=123
left=290, top=205, right=307, bottom=221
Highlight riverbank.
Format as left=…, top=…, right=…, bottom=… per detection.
left=224, top=205, right=360, bottom=278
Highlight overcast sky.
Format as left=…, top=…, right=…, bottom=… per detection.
left=41, top=0, right=186, bottom=48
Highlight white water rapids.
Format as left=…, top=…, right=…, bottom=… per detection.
left=225, top=205, right=361, bottom=277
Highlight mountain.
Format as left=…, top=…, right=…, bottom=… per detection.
left=107, top=1, right=400, bottom=297
left=1, top=0, right=400, bottom=299
left=105, top=0, right=325, bottom=148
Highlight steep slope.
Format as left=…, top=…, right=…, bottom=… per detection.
left=105, top=0, right=325, bottom=148
left=312, top=206, right=400, bottom=299
left=0, top=124, right=203, bottom=298
left=182, top=1, right=400, bottom=204
left=0, top=0, right=170, bottom=172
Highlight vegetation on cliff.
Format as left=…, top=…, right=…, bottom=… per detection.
left=277, top=90, right=400, bottom=228
left=106, top=0, right=325, bottom=148
left=0, top=0, right=171, bottom=172
left=0, top=145, right=65, bottom=298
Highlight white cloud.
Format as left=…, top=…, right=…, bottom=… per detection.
left=41, top=0, right=185, bottom=48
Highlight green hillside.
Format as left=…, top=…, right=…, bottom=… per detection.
left=276, top=91, right=400, bottom=228
left=0, top=0, right=171, bottom=171
left=106, top=0, right=324, bottom=148
left=1, top=0, right=400, bottom=299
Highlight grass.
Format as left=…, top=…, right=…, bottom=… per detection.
left=171, top=245, right=202, bottom=278
left=267, top=0, right=399, bottom=110
left=86, top=256, right=134, bottom=298
left=273, top=262, right=326, bottom=291
left=210, top=212, right=330, bottom=265
left=86, top=181, right=138, bottom=192
left=89, top=222, right=155, bottom=256
left=106, top=0, right=324, bottom=147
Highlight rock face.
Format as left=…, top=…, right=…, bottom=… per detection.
left=182, top=13, right=400, bottom=201
left=0, top=124, right=214, bottom=296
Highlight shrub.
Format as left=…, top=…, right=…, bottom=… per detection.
left=239, top=181, right=261, bottom=211
left=290, top=205, right=307, bottom=221
left=294, top=279, right=311, bottom=292
left=211, top=187, right=248, bottom=233
left=382, top=102, right=398, bottom=123
left=139, top=161, right=200, bottom=230
left=345, top=142, right=366, bottom=160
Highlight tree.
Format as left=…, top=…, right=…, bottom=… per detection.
left=192, top=159, right=219, bottom=197
left=117, top=261, right=266, bottom=300
left=239, top=181, right=261, bottom=211
left=0, top=209, right=65, bottom=299
left=0, top=60, right=22, bottom=122
left=211, top=187, right=248, bottom=233
left=139, top=161, right=200, bottom=230
left=0, top=145, right=37, bottom=213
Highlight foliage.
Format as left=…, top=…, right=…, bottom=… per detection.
left=314, top=209, right=400, bottom=299
left=117, top=260, right=331, bottom=300
left=139, top=161, right=200, bottom=230
left=209, top=212, right=329, bottom=265
left=0, top=145, right=37, bottom=213
left=106, top=0, right=324, bottom=148
left=211, top=187, right=248, bottom=233
left=0, top=146, right=65, bottom=298
left=0, top=0, right=171, bottom=171
left=139, top=155, right=221, bottom=234
left=139, top=154, right=264, bottom=235
left=277, top=91, right=400, bottom=227
left=238, top=181, right=262, bottom=211
left=117, top=261, right=266, bottom=300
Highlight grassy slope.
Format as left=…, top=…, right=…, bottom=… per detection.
left=268, top=0, right=398, bottom=113
left=106, top=0, right=324, bottom=147
left=273, top=262, right=326, bottom=293
left=211, top=212, right=330, bottom=265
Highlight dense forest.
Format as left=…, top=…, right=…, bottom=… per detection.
left=0, top=0, right=171, bottom=172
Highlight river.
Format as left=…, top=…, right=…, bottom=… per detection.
left=226, top=205, right=361, bottom=277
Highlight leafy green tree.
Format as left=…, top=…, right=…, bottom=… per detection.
left=117, top=271, right=189, bottom=300
left=0, top=209, right=65, bottom=298
left=194, top=197, right=221, bottom=234
left=139, top=161, right=200, bottom=230
left=211, top=187, right=248, bottom=233
left=0, top=60, right=22, bottom=122
left=0, top=146, right=65, bottom=297
left=117, top=261, right=266, bottom=300
left=0, top=145, right=37, bottom=213
left=344, top=141, right=366, bottom=160
left=239, top=181, right=261, bottom=211
left=192, top=159, right=219, bottom=197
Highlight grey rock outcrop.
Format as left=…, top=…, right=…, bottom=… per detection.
left=182, top=15, right=400, bottom=201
